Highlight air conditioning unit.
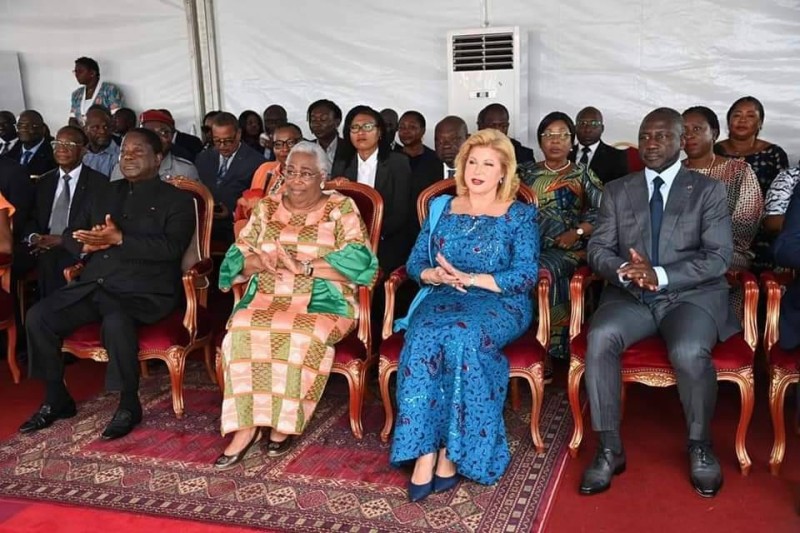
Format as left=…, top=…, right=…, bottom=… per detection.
left=447, top=27, right=528, bottom=145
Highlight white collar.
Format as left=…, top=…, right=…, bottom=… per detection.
left=644, top=159, right=682, bottom=185
left=59, top=164, right=83, bottom=180
left=358, top=149, right=378, bottom=164
left=578, top=140, right=601, bottom=153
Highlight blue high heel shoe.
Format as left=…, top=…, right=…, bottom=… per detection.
left=433, top=473, right=460, bottom=494
left=408, top=479, right=435, bottom=502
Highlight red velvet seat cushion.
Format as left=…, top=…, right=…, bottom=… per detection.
left=64, top=307, right=212, bottom=353
left=333, top=330, right=367, bottom=364
left=379, top=332, right=405, bottom=364
left=0, top=290, right=13, bottom=322
left=769, top=344, right=800, bottom=373
left=571, top=329, right=753, bottom=371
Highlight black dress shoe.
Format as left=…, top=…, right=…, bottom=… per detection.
left=19, top=401, right=77, bottom=433
left=688, top=443, right=722, bottom=497
left=101, top=409, right=142, bottom=440
left=579, top=447, right=626, bottom=495
left=214, top=429, right=263, bottom=470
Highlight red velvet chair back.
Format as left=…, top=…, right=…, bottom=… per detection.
left=326, top=177, right=384, bottom=252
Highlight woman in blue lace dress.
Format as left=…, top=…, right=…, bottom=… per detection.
left=390, top=129, right=540, bottom=502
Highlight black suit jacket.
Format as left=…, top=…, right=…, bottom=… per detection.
left=774, top=187, right=800, bottom=350
left=336, top=151, right=414, bottom=273
left=5, top=141, right=57, bottom=178
left=60, top=177, right=196, bottom=323
left=510, top=138, right=535, bottom=164
left=407, top=146, right=443, bottom=204
left=174, top=131, right=204, bottom=162
left=0, top=157, right=35, bottom=242
left=570, top=141, right=628, bottom=184
left=195, top=143, right=265, bottom=242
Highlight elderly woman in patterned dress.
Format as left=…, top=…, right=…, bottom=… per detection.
left=214, top=141, right=378, bottom=470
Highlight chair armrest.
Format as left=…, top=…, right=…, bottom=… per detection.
left=726, top=270, right=759, bottom=352
left=382, top=266, right=413, bottom=340
left=535, top=268, right=552, bottom=350
left=356, top=285, right=372, bottom=355
left=569, top=265, right=595, bottom=340
left=63, top=261, right=86, bottom=282
left=761, top=270, right=787, bottom=354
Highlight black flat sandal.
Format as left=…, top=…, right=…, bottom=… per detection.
left=214, top=429, right=262, bottom=470
left=266, top=435, right=294, bottom=458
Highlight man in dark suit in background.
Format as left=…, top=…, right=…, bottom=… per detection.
left=158, top=108, right=203, bottom=162
left=581, top=108, right=737, bottom=498
left=435, top=116, right=468, bottom=179
left=477, top=103, right=535, bottom=164
left=398, top=110, right=443, bottom=201
left=19, top=128, right=195, bottom=441
left=570, top=106, right=629, bottom=184
left=25, top=125, right=108, bottom=296
left=308, top=99, right=347, bottom=167
left=773, top=186, right=800, bottom=351
left=4, top=110, right=57, bottom=178
left=112, top=107, right=137, bottom=146
left=195, top=112, right=265, bottom=245
left=0, top=111, right=19, bottom=156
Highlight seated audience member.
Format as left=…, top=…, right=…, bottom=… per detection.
left=0, top=111, right=18, bottom=156
left=69, top=57, right=124, bottom=126
left=682, top=106, right=763, bottom=270
left=110, top=110, right=199, bottom=182
left=112, top=107, right=137, bottom=145
left=5, top=110, right=57, bottom=178
left=25, top=126, right=108, bottom=296
left=308, top=99, right=346, bottom=165
left=518, top=112, right=603, bottom=361
left=233, top=122, right=303, bottom=223
left=477, top=103, right=535, bottom=164
left=195, top=112, right=265, bottom=244
left=19, top=128, right=195, bottom=441
left=581, top=108, right=737, bottom=498
left=390, top=129, right=539, bottom=501
left=238, top=110, right=264, bottom=153
left=435, top=116, right=468, bottom=178
left=570, top=106, right=629, bottom=184
left=260, top=104, right=288, bottom=161
left=82, top=105, right=120, bottom=178
left=332, top=105, right=413, bottom=274
left=158, top=108, right=203, bottom=162
left=773, top=186, right=800, bottom=351
left=215, top=141, right=377, bottom=468
left=715, top=96, right=788, bottom=272
left=201, top=110, right=221, bottom=149
left=763, top=165, right=800, bottom=234
left=380, top=108, right=401, bottom=151
left=398, top=110, right=443, bottom=200
left=0, top=192, right=12, bottom=254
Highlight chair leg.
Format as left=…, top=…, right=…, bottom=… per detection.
left=567, top=358, right=586, bottom=457
left=768, top=370, right=794, bottom=475
left=336, top=364, right=364, bottom=440
left=379, top=363, right=397, bottom=443
left=16, top=280, right=26, bottom=327
left=6, top=323, right=19, bottom=384
left=140, top=361, right=150, bottom=378
left=163, top=352, right=186, bottom=419
left=731, top=370, right=755, bottom=476
left=510, top=378, right=521, bottom=410
left=215, top=348, right=224, bottom=393
left=203, top=342, right=216, bottom=383
left=516, top=365, right=546, bottom=453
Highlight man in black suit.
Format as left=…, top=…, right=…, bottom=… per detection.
left=195, top=112, right=265, bottom=244
left=381, top=108, right=402, bottom=151
left=19, top=128, right=195, bottom=440
left=477, top=103, right=535, bottom=164
left=157, top=108, right=203, bottom=162
left=0, top=111, right=18, bottom=156
left=308, top=99, right=347, bottom=168
left=435, top=116, right=468, bottom=179
left=111, top=107, right=137, bottom=146
left=774, top=186, right=800, bottom=351
left=570, top=106, right=629, bottom=184
left=398, top=110, right=443, bottom=201
left=25, top=126, right=109, bottom=296
left=4, top=110, right=57, bottom=178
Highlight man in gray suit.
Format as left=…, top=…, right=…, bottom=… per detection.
left=580, top=108, right=739, bottom=498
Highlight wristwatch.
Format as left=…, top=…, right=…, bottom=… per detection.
left=301, top=259, right=314, bottom=277
left=576, top=228, right=585, bottom=239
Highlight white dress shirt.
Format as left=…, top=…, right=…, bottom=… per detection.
left=356, top=149, right=379, bottom=188
left=443, top=162, right=456, bottom=179
left=20, top=138, right=45, bottom=164
left=317, top=137, right=338, bottom=164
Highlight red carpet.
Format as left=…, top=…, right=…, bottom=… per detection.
left=0, top=360, right=571, bottom=532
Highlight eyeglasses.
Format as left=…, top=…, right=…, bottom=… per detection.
left=273, top=138, right=301, bottom=150
left=284, top=168, right=319, bottom=181
left=51, top=140, right=81, bottom=150
left=540, top=131, right=572, bottom=140
left=577, top=120, right=603, bottom=127
left=349, top=122, right=378, bottom=133
left=212, top=138, right=238, bottom=147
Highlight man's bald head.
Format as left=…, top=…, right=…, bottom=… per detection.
left=435, top=116, right=468, bottom=167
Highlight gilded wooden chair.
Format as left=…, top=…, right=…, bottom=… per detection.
left=762, top=269, right=799, bottom=475
left=60, top=177, right=215, bottom=418
left=215, top=178, right=384, bottom=439
left=567, top=266, right=758, bottom=474
left=377, top=180, right=551, bottom=452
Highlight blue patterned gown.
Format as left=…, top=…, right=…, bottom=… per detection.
left=390, top=199, right=540, bottom=484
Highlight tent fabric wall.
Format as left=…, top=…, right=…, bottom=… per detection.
left=214, top=0, right=800, bottom=162
left=0, top=0, right=196, bottom=131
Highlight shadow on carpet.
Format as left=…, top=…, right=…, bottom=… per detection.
left=0, top=363, right=572, bottom=532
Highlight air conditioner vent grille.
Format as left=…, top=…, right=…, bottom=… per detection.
left=452, top=32, right=514, bottom=71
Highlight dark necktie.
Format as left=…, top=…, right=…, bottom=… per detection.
left=650, top=176, right=664, bottom=265
left=217, top=156, right=230, bottom=186
left=49, top=175, right=72, bottom=235
left=446, top=168, right=456, bottom=179
left=579, top=146, right=590, bottom=166
left=21, top=150, right=33, bottom=166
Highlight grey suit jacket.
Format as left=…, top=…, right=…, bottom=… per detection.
left=588, top=165, right=740, bottom=340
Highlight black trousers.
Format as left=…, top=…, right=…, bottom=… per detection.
left=26, top=286, right=141, bottom=392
